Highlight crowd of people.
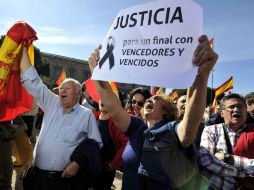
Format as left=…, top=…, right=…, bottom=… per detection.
left=1, top=34, right=254, bottom=190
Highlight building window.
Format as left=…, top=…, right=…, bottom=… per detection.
left=53, top=65, right=61, bottom=78
left=68, top=67, right=76, bottom=78
left=83, top=69, right=91, bottom=81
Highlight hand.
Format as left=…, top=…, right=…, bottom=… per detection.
left=215, top=152, right=224, bottom=160
left=193, top=35, right=218, bottom=77
left=88, top=44, right=102, bottom=74
left=61, top=161, right=80, bottom=178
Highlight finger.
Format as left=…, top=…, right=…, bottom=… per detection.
left=94, top=48, right=101, bottom=62
left=194, top=35, right=209, bottom=57
left=91, top=52, right=99, bottom=63
left=198, top=48, right=211, bottom=66
left=193, top=46, right=210, bottom=65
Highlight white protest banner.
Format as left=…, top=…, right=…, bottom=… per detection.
left=92, top=0, right=203, bottom=88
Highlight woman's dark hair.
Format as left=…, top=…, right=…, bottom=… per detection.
left=128, top=87, right=151, bottom=109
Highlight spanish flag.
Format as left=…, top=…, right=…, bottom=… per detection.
left=56, top=69, right=66, bottom=86
left=215, top=76, right=234, bottom=97
left=84, top=79, right=100, bottom=103
left=0, top=21, right=37, bottom=121
left=156, top=87, right=165, bottom=95
left=212, top=76, right=234, bottom=108
left=168, top=91, right=178, bottom=100
left=85, top=79, right=119, bottom=103
left=209, top=38, right=214, bottom=49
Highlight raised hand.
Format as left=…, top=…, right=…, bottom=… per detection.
left=193, top=35, right=218, bottom=77
left=88, top=44, right=102, bottom=74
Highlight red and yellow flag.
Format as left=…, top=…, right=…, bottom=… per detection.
left=209, top=38, right=214, bottom=49
left=212, top=76, right=234, bottom=109
left=56, top=69, right=66, bottom=86
left=214, top=76, right=234, bottom=97
left=84, top=79, right=100, bottom=103
left=84, top=79, right=118, bottom=103
left=168, top=91, right=178, bottom=100
left=0, top=21, right=37, bottom=121
left=156, top=87, right=165, bottom=95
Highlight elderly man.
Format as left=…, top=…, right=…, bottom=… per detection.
left=176, top=95, right=187, bottom=120
left=20, top=47, right=102, bottom=190
left=200, top=93, right=254, bottom=190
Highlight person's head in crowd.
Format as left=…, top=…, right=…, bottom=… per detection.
left=203, top=104, right=213, bottom=123
left=244, top=92, right=254, bottom=116
left=128, top=87, right=151, bottom=117
left=52, top=87, right=59, bottom=95
left=144, top=94, right=178, bottom=122
left=59, top=78, right=82, bottom=111
left=176, top=95, right=187, bottom=120
left=205, top=105, right=213, bottom=116
left=220, top=93, right=247, bottom=131
left=118, top=91, right=126, bottom=108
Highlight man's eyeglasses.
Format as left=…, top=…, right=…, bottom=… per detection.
left=222, top=104, right=246, bottom=111
left=132, top=100, right=144, bottom=107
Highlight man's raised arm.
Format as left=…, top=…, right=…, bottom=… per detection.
left=20, top=47, right=32, bottom=74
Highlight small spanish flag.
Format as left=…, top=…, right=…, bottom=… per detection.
left=0, top=21, right=37, bottom=121
left=84, top=79, right=100, bottom=103
left=215, top=76, right=234, bottom=97
left=209, top=38, right=214, bottom=49
left=156, top=87, right=165, bottom=95
left=56, top=69, right=66, bottom=86
left=212, top=76, right=234, bottom=109
left=168, top=91, right=178, bottom=100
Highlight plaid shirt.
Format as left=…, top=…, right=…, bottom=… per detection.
left=199, top=123, right=254, bottom=190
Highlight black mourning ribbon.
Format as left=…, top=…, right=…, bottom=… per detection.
left=99, top=36, right=115, bottom=70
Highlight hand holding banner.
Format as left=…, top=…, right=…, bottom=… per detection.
left=92, top=0, right=203, bottom=88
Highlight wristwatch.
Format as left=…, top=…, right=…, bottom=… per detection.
left=224, top=153, right=234, bottom=165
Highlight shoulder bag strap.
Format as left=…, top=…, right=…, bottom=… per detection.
left=222, top=124, right=232, bottom=154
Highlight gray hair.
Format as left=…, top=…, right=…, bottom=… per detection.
left=60, top=78, right=82, bottom=94
left=220, top=93, right=247, bottom=109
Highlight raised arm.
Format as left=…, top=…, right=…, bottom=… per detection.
left=177, top=35, right=218, bottom=147
left=20, top=47, right=32, bottom=74
left=88, top=46, right=131, bottom=132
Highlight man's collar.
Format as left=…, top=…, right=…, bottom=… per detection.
left=225, top=123, right=247, bottom=133
left=61, top=102, right=80, bottom=114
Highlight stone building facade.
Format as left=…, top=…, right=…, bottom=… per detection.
left=41, top=52, right=149, bottom=94
left=41, top=52, right=91, bottom=83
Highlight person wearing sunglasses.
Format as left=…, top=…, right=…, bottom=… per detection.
left=88, top=35, right=218, bottom=190
left=127, top=87, right=151, bottom=118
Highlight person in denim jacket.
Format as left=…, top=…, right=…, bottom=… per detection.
left=88, top=35, right=218, bottom=190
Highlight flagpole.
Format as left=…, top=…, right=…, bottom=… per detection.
left=211, top=69, right=214, bottom=104
left=209, top=38, right=214, bottom=105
